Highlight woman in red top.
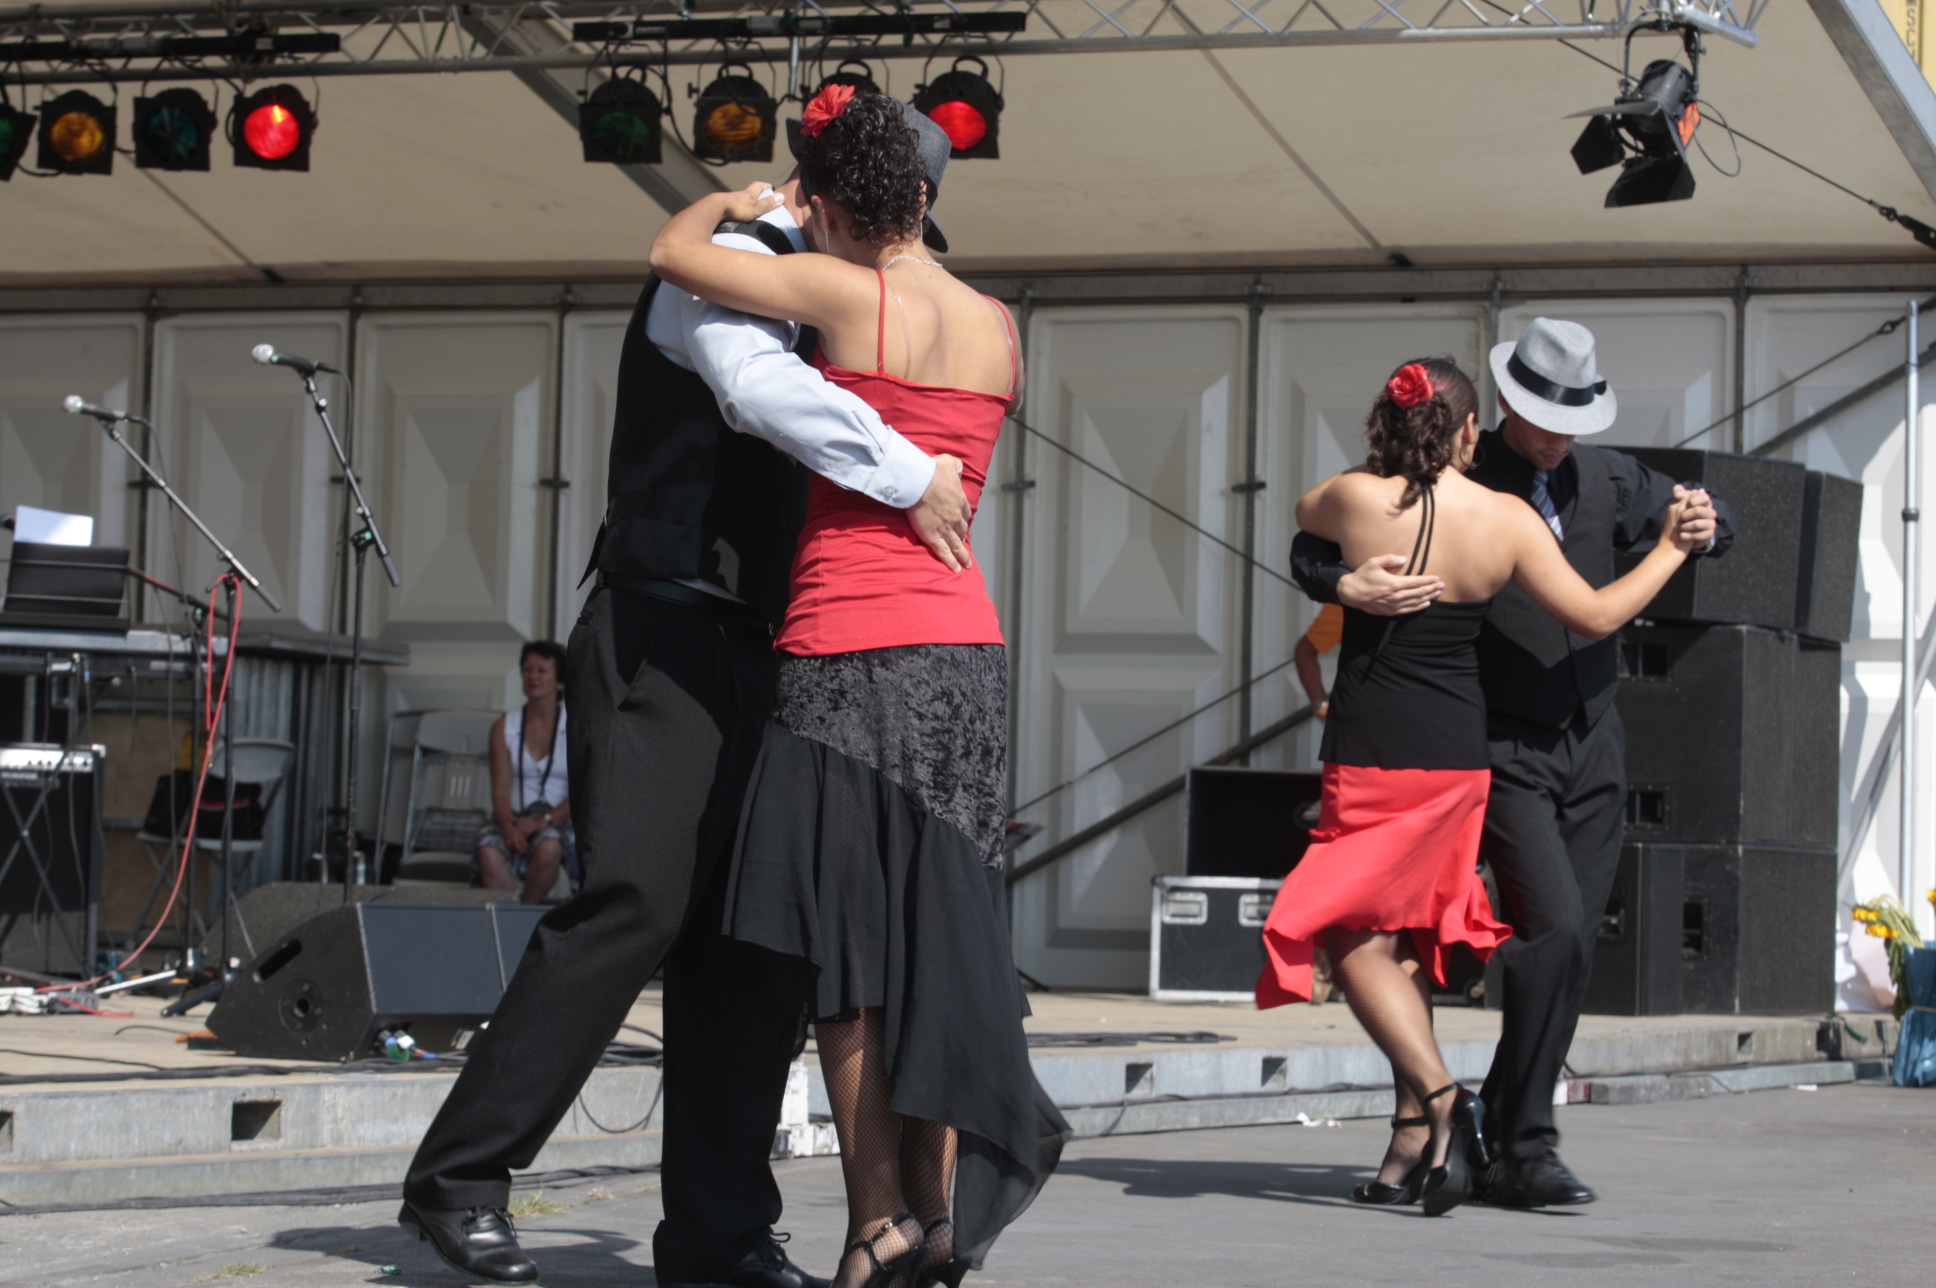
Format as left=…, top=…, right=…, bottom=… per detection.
left=651, top=91, right=1067, bottom=1288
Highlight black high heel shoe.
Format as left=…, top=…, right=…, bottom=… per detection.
left=1348, top=1114, right=1430, bottom=1206
left=1419, top=1084, right=1490, bottom=1217
left=841, top=1213, right=927, bottom=1288
left=911, top=1217, right=967, bottom=1288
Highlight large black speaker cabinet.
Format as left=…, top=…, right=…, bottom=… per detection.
left=1617, top=624, right=1839, bottom=847
left=1185, top=767, right=1323, bottom=879
left=208, top=901, right=547, bottom=1061
left=198, top=880, right=514, bottom=970
left=1, top=744, right=101, bottom=976
left=1795, top=470, right=1863, bottom=642
left=1615, top=448, right=1806, bottom=631
left=1584, top=842, right=1836, bottom=1016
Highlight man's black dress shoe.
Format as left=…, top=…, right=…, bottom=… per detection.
left=1476, top=1154, right=1597, bottom=1208
left=659, top=1232, right=831, bottom=1288
left=398, top=1201, right=541, bottom=1283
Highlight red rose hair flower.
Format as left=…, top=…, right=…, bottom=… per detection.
left=1386, top=362, right=1437, bottom=410
left=800, top=84, right=856, bottom=139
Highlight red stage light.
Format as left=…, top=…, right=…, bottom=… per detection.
left=926, top=100, right=988, bottom=153
left=243, top=102, right=301, bottom=161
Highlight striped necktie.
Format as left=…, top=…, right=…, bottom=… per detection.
left=1531, top=470, right=1565, bottom=541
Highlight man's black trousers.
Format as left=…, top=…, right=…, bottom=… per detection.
left=403, top=588, right=809, bottom=1280
left=1476, top=705, right=1626, bottom=1165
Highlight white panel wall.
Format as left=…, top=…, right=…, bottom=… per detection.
left=1008, top=308, right=1247, bottom=989
left=150, top=315, right=348, bottom=631
left=0, top=315, right=146, bottom=554
left=1497, top=301, right=1735, bottom=453
left=1746, top=294, right=1936, bottom=947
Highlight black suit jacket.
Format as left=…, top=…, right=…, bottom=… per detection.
left=1291, top=427, right=1737, bottom=729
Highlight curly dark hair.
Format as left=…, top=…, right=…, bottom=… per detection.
left=797, top=91, right=926, bottom=246
left=1364, top=357, right=1479, bottom=509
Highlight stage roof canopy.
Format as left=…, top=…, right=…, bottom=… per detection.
left=3, top=0, right=1936, bottom=283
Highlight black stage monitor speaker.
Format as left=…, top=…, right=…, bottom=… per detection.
left=1150, top=875, right=1278, bottom=999
left=1584, top=842, right=1835, bottom=1017
left=1617, top=624, right=1837, bottom=847
left=1185, top=767, right=1323, bottom=879
left=1615, top=448, right=1805, bottom=631
left=0, top=744, right=102, bottom=976
left=0, top=541, right=130, bottom=631
left=1794, top=470, right=1863, bottom=642
left=207, top=901, right=547, bottom=1061
left=198, top=880, right=515, bottom=971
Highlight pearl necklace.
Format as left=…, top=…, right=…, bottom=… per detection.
left=881, top=254, right=944, bottom=270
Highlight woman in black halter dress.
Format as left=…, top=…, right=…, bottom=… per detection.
left=1256, top=358, right=1704, bottom=1214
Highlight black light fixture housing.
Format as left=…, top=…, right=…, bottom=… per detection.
left=36, top=89, right=116, bottom=175
left=231, top=83, right=316, bottom=171
left=1567, top=24, right=1706, bottom=209
left=0, top=101, right=33, bottom=181
left=579, top=77, right=662, bottom=164
left=134, top=87, right=217, bottom=171
left=812, top=59, right=881, bottom=98
left=691, top=63, right=776, bottom=163
left=912, top=56, right=1002, bottom=159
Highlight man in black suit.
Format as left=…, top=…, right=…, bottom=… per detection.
left=398, top=106, right=968, bottom=1286
left=1295, top=318, right=1734, bottom=1207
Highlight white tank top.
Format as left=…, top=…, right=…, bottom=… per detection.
left=505, top=705, right=568, bottom=810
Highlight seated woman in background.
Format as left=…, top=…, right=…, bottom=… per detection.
left=474, top=641, right=575, bottom=904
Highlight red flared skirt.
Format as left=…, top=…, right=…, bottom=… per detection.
left=1255, top=763, right=1511, bottom=1009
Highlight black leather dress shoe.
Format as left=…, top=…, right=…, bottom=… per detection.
left=398, top=1201, right=541, bottom=1283
left=660, top=1233, right=831, bottom=1288
left=1477, top=1154, right=1598, bottom=1208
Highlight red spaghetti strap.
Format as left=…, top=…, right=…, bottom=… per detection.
left=986, top=295, right=1019, bottom=398
left=875, top=268, right=888, bottom=373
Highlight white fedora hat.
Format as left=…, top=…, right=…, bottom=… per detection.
left=1489, top=317, right=1617, bottom=436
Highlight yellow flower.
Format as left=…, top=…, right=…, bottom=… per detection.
left=1867, top=923, right=1896, bottom=938
left=1854, top=907, right=1876, bottom=923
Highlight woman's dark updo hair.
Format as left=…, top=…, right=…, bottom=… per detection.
left=797, top=91, right=927, bottom=247
left=1364, top=357, right=1479, bottom=509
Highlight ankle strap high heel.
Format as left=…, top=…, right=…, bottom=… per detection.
left=843, top=1213, right=927, bottom=1288
left=1420, top=1084, right=1490, bottom=1217
left=912, top=1218, right=967, bottom=1288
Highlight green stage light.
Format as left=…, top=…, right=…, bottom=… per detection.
left=692, top=63, right=776, bottom=163
left=135, top=88, right=217, bottom=172
left=0, top=102, right=32, bottom=181
left=579, top=78, right=662, bottom=164
left=36, top=90, right=116, bottom=175
left=812, top=60, right=881, bottom=98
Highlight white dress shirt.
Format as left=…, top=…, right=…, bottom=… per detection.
left=643, top=206, right=936, bottom=509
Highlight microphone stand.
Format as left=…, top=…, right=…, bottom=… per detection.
left=84, top=411, right=279, bottom=1016
left=295, top=370, right=399, bottom=908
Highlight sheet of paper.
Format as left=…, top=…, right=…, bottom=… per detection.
left=13, top=505, right=95, bottom=546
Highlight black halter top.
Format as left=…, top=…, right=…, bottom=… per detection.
left=1317, top=482, right=1493, bottom=772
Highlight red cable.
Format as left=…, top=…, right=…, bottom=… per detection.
left=40, top=574, right=244, bottom=995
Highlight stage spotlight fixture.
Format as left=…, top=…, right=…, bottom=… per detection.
left=813, top=59, right=881, bottom=97
left=0, top=102, right=32, bottom=181
left=580, top=77, right=662, bottom=164
left=36, top=90, right=115, bottom=175
left=691, top=63, right=776, bottom=163
left=134, top=88, right=217, bottom=171
left=233, top=84, right=315, bottom=171
left=1568, top=57, right=1701, bottom=208
left=912, top=56, right=1002, bottom=159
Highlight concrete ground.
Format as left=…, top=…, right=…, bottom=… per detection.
left=2, top=1080, right=1927, bottom=1288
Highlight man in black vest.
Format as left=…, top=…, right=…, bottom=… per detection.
left=399, top=106, right=969, bottom=1286
left=1295, top=319, right=1734, bottom=1208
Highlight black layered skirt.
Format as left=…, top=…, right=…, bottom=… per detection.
left=723, top=644, right=1069, bottom=1271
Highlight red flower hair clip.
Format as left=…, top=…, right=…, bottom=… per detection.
left=1386, top=362, right=1436, bottom=410
left=800, top=83, right=856, bottom=138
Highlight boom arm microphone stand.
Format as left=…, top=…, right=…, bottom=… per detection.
left=69, top=398, right=280, bottom=1014
left=272, top=362, right=400, bottom=907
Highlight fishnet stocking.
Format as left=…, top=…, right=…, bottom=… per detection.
left=817, top=1009, right=923, bottom=1288
left=900, top=1118, right=957, bottom=1271
left=1325, top=927, right=1457, bottom=1171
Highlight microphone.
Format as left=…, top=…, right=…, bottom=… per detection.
left=251, top=343, right=339, bottom=376
left=64, top=395, right=135, bottom=422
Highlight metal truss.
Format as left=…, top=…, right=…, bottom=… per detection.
left=0, top=0, right=1765, bottom=86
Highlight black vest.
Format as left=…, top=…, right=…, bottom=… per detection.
left=591, top=220, right=810, bottom=629
left=1469, top=430, right=1623, bottom=729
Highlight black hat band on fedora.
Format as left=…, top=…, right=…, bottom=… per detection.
left=1507, top=353, right=1608, bottom=408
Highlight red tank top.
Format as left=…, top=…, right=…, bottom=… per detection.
left=774, top=270, right=1015, bottom=657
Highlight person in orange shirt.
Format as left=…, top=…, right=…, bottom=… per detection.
left=1295, top=602, right=1345, bottom=721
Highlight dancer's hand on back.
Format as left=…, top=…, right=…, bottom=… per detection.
left=721, top=181, right=783, bottom=223
left=907, top=454, right=973, bottom=572
left=1338, top=553, right=1443, bottom=616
